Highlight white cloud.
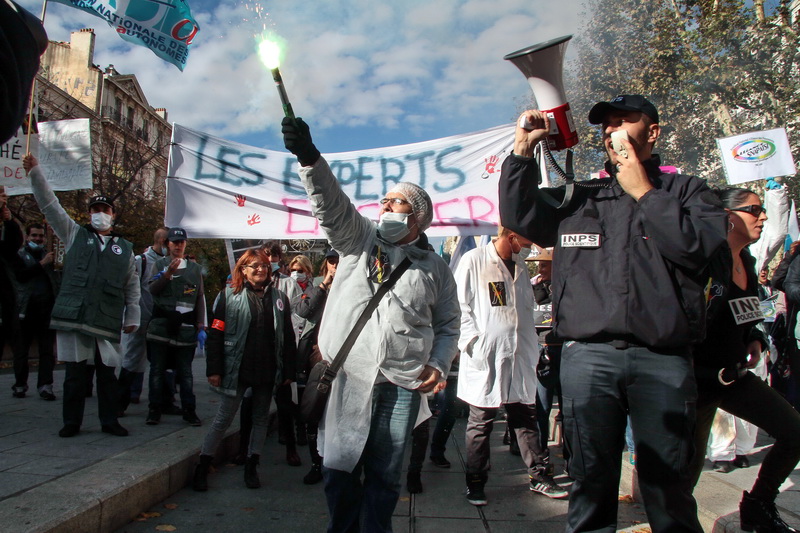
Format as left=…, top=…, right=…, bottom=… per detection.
left=17, top=0, right=585, bottom=150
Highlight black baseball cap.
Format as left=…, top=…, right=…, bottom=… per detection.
left=325, top=249, right=339, bottom=260
left=588, top=95, right=659, bottom=125
left=167, top=227, right=188, bottom=242
left=88, top=195, right=114, bottom=209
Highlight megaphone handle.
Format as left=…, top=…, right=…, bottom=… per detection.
left=537, top=142, right=574, bottom=209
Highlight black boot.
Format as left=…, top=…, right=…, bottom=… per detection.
left=245, top=454, right=261, bottom=489
left=407, top=470, right=423, bottom=494
left=303, top=463, right=323, bottom=485
left=740, top=490, right=798, bottom=532
left=193, top=455, right=212, bottom=492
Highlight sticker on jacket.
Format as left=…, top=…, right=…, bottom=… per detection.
left=561, top=234, right=601, bottom=248
left=728, top=296, right=763, bottom=325
left=488, top=281, right=507, bottom=306
left=369, top=245, right=392, bottom=283
left=211, top=319, right=225, bottom=331
left=183, top=284, right=197, bottom=296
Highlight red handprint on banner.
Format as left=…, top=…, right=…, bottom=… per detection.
left=481, top=154, right=500, bottom=179
left=235, top=194, right=246, bottom=207
left=247, top=213, right=261, bottom=226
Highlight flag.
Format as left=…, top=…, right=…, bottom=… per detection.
left=50, top=0, right=199, bottom=71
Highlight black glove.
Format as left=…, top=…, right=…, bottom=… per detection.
left=282, top=117, right=320, bottom=167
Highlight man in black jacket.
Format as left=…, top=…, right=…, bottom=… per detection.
left=499, top=95, right=727, bottom=533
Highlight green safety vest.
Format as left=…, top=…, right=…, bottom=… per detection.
left=49, top=226, right=133, bottom=343
left=146, top=257, right=203, bottom=347
left=214, top=287, right=285, bottom=397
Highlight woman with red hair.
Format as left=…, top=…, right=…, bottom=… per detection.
left=193, top=248, right=297, bottom=491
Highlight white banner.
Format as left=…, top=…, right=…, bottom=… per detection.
left=166, top=123, right=514, bottom=239
left=0, top=127, right=38, bottom=187
left=6, top=119, right=93, bottom=196
left=717, top=128, right=797, bottom=185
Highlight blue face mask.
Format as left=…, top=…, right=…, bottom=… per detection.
left=377, top=212, right=410, bottom=243
left=271, top=262, right=281, bottom=273
left=27, top=241, right=42, bottom=250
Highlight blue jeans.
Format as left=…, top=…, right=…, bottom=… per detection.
left=323, top=382, right=420, bottom=533
left=147, top=342, right=195, bottom=411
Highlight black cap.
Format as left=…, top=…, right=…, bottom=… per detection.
left=588, top=95, right=659, bottom=125
left=167, top=227, right=188, bottom=242
left=88, top=195, right=113, bottom=209
left=325, top=249, right=339, bottom=259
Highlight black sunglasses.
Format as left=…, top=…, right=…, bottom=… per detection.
left=729, top=205, right=766, bottom=217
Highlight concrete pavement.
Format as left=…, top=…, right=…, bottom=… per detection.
left=0, top=358, right=797, bottom=532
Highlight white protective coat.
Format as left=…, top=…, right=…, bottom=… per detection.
left=299, top=158, right=460, bottom=473
left=455, top=242, right=539, bottom=408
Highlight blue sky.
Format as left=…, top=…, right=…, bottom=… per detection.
left=18, top=0, right=584, bottom=153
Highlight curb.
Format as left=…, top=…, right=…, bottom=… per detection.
left=0, top=426, right=238, bottom=533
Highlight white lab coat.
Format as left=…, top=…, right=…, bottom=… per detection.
left=299, top=157, right=460, bottom=473
left=455, top=242, right=539, bottom=408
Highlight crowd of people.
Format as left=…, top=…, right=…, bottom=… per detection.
left=2, top=38, right=800, bottom=529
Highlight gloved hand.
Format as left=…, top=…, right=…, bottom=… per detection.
left=197, top=328, right=207, bottom=349
left=282, top=117, right=320, bottom=167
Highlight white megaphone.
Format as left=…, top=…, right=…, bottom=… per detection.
left=504, top=35, right=577, bottom=151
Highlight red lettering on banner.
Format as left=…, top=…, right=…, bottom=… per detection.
left=283, top=198, right=320, bottom=234
left=432, top=196, right=496, bottom=226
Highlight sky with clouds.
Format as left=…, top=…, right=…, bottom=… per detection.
left=17, top=0, right=586, bottom=153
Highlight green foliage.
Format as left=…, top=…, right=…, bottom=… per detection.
left=559, top=0, right=799, bottom=192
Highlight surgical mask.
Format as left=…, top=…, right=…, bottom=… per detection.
left=517, top=247, right=532, bottom=260
left=91, top=212, right=113, bottom=231
left=291, top=271, right=306, bottom=282
left=271, top=262, right=281, bottom=273
left=27, top=241, right=42, bottom=250
left=161, top=246, right=168, bottom=256
left=377, top=212, right=410, bottom=243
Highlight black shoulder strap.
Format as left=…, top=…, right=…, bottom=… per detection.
left=327, top=256, right=413, bottom=375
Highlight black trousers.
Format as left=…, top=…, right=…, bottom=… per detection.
left=690, top=371, right=800, bottom=501
left=63, top=349, right=119, bottom=427
left=561, top=342, right=702, bottom=533
left=13, top=306, right=55, bottom=390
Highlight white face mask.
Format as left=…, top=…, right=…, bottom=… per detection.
left=91, top=212, right=113, bottom=231
left=290, top=271, right=307, bottom=282
left=27, top=240, right=42, bottom=250
left=377, top=212, right=411, bottom=243
left=517, top=246, right=532, bottom=260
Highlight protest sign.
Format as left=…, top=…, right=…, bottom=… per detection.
left=717, top=128, right=796, bottom=185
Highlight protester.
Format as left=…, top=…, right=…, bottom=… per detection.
left=0, top=186, right=23, bottom=382
left=12, top=223, right=58, bottom=401
left=274, top=253, right=315, bottom=466
left=118, top=227, right=168, bottom=414
left=690, top=187, right=800, bottom=532
left=529, top=247, right=565, bottom=471
left=292, top=248, right=337, bottom=484
left=455, top=227, right=566, bottom=505
left=24, top=154, right=139, bottom=438
left=282, top=116, right=460, bottom=532
left=498, top=95, right=727, bottom=532
left=145, top=227, right=206, bottom=427
left=193, top=248, right=297, bottom=491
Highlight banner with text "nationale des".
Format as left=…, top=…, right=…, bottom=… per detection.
left=50, top=0, right=199, bottom=71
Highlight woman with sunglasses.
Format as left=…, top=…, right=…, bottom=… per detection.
left=690, top=188, right=800, bottom=532
left=193, top=249, right=297, bottom=491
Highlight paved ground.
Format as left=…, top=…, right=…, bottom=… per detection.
left=0, top=358, right=798, bottom=532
